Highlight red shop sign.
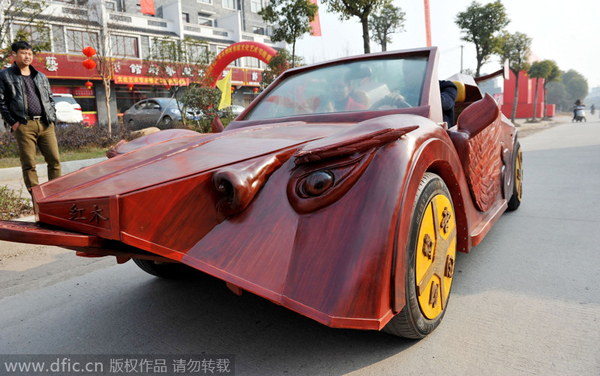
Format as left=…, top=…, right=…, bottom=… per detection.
left=73, top=87, right=94, bottom=97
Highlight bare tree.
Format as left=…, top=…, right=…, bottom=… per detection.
left=63, top=3, right=128, bottom=136
left=0, top=0, right=51, bottom=61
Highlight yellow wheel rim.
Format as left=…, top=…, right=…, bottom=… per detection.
left=415, top=194, right=457, bottom=320
left=515, top=148, right=523, bottom=202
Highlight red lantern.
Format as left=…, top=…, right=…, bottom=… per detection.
left=127, top=83, right=134, bottom=91
left=253, top=87, right=259, bottom=94
left=165, top=83, right=171, bottom=90
left=82, top=58, right=96, bottom=70
left=85, top=81, right=93, bottom=89
left=82, top=46, right=96, bottom=57
left=231, top=86, right=235, bottom=93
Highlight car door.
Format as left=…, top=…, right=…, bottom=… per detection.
left=145, top=100, right=162, bottom=126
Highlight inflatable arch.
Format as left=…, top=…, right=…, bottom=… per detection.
left=205, top=41, right=278, bottom=87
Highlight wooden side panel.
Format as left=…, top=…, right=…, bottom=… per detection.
left=0, top=220, right=102, bottom=247
left=465, top=121, right=502, bottom=212
left=452, top=94, right=503, bottom=212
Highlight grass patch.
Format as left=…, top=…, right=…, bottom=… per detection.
left=0, top=185, right=33, bottom=219
left=0, top=148, right=107, bottom=169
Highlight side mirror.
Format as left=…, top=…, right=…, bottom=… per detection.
left=153, top=104, right=160, bottom=109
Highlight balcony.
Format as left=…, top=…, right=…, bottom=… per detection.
left=182, top=23, right=233, bottom=42
left=108, top=11, right=175, bottom=34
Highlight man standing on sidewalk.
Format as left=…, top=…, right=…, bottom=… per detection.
left=0, top=41, right=61, bottom=194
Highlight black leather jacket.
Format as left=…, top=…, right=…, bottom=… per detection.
left=0, top=63, right=56, bottom=129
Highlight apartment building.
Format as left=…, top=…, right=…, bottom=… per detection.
left=5, top=0, right=283, bottom=125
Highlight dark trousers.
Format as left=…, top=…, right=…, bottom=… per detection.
left=14, top=118, right=61, bottom=190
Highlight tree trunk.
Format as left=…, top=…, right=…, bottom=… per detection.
left=474, top=42, right=482, bottom=77
left=291, top=39, right=296, bottom=68
left=361, top=16, right=370, bottom=54
left=382, top=35, right=387, bottom=52
left=532, top=77, right=539, bottom=121
left=511, top=69, right=519, bottom=125
left=104, top=77, right=112, bottom=136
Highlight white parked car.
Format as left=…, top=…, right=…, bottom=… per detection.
left=53, top=94, right=83, bottom=125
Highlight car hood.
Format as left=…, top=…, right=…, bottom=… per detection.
left=35, top=121, right=347, bottom=202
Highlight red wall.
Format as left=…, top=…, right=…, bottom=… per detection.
left=501, top=70, right=554, bottom=118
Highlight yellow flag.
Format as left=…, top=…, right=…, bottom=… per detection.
left=216, top=70, right=232, bottom=110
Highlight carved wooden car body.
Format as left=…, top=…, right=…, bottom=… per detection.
left=0, top=47, right=522, bottom=338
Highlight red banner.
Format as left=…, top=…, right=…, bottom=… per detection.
left=140, top=0, right=155, bottom=16
left=25, top=53, right=263, bottom=87
left=114, top=75, right=190, bottom=86
left=73, top=87, right=94, bottom=96
left=51, top=86, right=73, bottom=94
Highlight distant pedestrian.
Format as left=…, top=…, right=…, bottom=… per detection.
left=0, top=41, right=61, bottom=194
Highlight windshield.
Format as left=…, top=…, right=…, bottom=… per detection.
left=245, top=57, right=428, bottom=121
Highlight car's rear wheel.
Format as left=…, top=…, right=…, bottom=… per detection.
left=133, top=259, right=197, bottom=279
left=384, top=172, right=457, bottom=338
left=507, top=141, right=522, bottom=211
left=128, top=119, right=135, bottom=129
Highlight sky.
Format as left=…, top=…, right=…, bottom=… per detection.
left=295, top=0, right=600, bottom=92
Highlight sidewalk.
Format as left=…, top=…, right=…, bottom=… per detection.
left=0, top=157, right=106, bottom=199
left=512, top=114, right=572, bottom=138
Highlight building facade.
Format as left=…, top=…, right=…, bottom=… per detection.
left=3, top=0, right=283, bottom=126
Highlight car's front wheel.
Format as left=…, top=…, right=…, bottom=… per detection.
left=384, top=172, right=457, bottom=338
left=133, top=259, right=198, bottom=279
left=161, top=116, right=172, bottom=127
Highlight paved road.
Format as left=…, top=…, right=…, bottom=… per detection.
left=0, top=117, right=599, bottom=375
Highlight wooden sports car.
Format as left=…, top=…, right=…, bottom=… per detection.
left=0, top=47, right=522, bottom=338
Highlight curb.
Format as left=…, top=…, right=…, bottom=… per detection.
left=0, top=157, right=107, bottom=181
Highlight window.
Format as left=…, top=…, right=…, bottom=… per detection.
left=14, top=25, right=51, bottom=52
left=186, top=43, right=209, bottom=63
left=251, top=0, right=262, bottom=12
left=218, top=47, right=238, bottom=67
left=245, top=57, right=260, bottom=68
left=182, top=12, right=190, bottom=23
left=252, top=26, right=265, bottom=35
left=111, top=35, right=139, bottom=57
left=198, top=13, right=214, bottom=26
left=105, top=0, right=124, bottom=11
left=222, top=0, right=235, bottom=10
left=67, top=30, right=99, bottom=53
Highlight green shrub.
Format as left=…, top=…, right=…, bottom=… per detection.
left=0, top=132, right=19, bottom=158
left=55, top=123, right=133, bottom=150
left=0, top=185, right=33, bottom=219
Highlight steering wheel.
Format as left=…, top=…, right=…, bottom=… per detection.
left=370, top=93, right=412, bottom=110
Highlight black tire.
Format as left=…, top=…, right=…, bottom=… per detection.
left=384, top=172, right=457, bottom=338
left=161, top=116, right=172, bottom=127
left=133, top=258, right=198, bottom=279
left=128, top=119, right=136, bottom=130
left=507, top=141, right=522, bottom=211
